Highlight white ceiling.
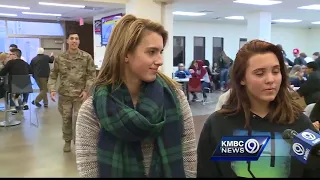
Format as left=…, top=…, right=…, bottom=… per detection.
left=0, top=0, right=320, bottom=28
left=0, top=0, right=124, bottom=22
left=173, top=0, right=320, bottom=28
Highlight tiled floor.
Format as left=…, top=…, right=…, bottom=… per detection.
left=0, top=91, right=221, bottom=177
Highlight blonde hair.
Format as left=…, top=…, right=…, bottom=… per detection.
left=0, top=53, right=8, bottom=62
left=94, top=14, right=179, bottom=90
left=289, top=65, right=302, bottom=77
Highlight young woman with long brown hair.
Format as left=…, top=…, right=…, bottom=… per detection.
left=75, top=14, right=197, bottom=178
left=197, top=40, right=319, bottom=178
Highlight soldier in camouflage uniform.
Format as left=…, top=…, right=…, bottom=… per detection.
left=48, top=32, right=96, bottom=152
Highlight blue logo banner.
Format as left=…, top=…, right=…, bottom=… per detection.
left=211, top=136, right=270, bottom=161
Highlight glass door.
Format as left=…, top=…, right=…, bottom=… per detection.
left=7, top=38, right=41, bottom=90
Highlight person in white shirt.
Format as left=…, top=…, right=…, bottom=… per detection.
left=215, top=89, right=231, bottom=111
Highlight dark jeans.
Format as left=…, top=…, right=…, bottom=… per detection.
left=10, top=93, right=29, bottom=107
left=220, top=68, right=229, bottom=89
left=191, top=82, right=210, bottom=99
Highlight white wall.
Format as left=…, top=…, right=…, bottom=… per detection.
left=93, top=13, right=320, bottom=69
left=174, top=21, right=320, bottom=68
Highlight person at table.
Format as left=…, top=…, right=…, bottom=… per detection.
left=175, top=63, right=191, bottom=79
left=313, top=52, right=320, bottom=69
left=0, top=53, right=8, bottom=70
left=310, top=100, right=320, bottom=130
left=197, top=39, right=319, bottom=178
left=189, top=60, right=210, bottom=102
left=288, top=65, right=305, bottom=87
left=218, top=51, right=233, bottom=91
left=0, top=48, right=32, bottom=113
left=293, top=48, right=306, bottom=65
left=297, top=61, right=320, bottom=105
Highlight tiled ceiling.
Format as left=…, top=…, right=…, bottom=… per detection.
left=173, top=0, right=320, bottom=28
left=0, top=0, right=124, bottom=22
left=0, top=0, right=320, bottom=28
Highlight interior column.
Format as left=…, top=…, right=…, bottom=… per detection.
left=126, top=0, right=174, bottom=78
left=246, top=12, right=272, bottom=42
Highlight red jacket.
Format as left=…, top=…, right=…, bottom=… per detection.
left=190, top=60, right=207, bottom=79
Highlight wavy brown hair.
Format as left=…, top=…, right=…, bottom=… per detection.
left=94, top=14, right=179, bottom=90
left=219, top=40, right=303, bottom=128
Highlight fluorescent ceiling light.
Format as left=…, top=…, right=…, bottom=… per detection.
left=272, top=19, right=302, bottom=23
left=0, top=13, right=17, bottom=17
left=173, top=11, right=206, bottom=16
left=233, top=0, right=282, bottom=6
left=225, top=16, right=244, bottom=20
left=311, top=21, right=320, bottom=24
left=0, top=4, right=30, bottom=10
left=22, top=12, right=61, bottom=17
left=39, top=2, right=85, bottom=8
left=298, top=4, right=320, bottom=10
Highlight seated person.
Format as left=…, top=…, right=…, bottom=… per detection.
left=313, top=52, right=320, bottom=69
left=0, top=48, right=32, bottom=114
left=293, top=48, right=306, bottom=65
left=174, top=63, right=191, bottom=79
left=211, top=62, right=220, bottom=89
left=288, top=65, right=305, bottom=87
left=0, top=53, right=8, bottom=71
left=189, top=60, right=210, bottom=101
left=218, top=51, right=233, bottom=91
left=310, top=100, right=320, bottom=130
left=297, top=62, right=320, bottom=105
left=203, top=59, right=214, bottom=89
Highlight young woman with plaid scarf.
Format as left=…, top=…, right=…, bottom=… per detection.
left=75, top=14, right=197, bottom=178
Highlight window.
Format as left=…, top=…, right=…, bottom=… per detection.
left=0, top=20, right=6, bottom=52
left=239, top=38, right=247, bottom=49
left=7, top=21, right=64, bottom=36
left=194, top=36, right=205, bottom=60
left=212, top=37, right=224, bottom=66
left=7, top=38, right=40, bottom=64
left=173, top=36, right=185, bottom=66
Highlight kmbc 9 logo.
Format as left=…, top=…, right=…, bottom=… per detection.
left=211, top=136, right=270, bottom=161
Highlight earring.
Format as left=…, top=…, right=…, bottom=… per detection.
left=125, top=58, right=129, bottom=63
left=240, top=81, right=245, bottom=85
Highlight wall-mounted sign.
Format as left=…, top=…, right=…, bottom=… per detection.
left=94, top=20, right=101, bottom=34
left=79, top=18, right=84, bottom=26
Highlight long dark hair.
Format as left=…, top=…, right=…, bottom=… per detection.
left=219, top=40, right=303, bottom=128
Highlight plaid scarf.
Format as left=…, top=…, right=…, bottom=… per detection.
left=93, top=76, right=186, bottom=178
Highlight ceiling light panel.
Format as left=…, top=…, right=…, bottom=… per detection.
left=22, top=12, right=62, bottom=17
left=173, top=11, right=206, bottom=16
left=0, top=4, right=30, bottom=9
left=233, top=0, right=282, bottom=6
left=298, top=4, right=320, bottom=10
left=225, top=16, right=245, bottom=20
left=272, top=19, right=302, bottom=23
left=39, top=2, right=85, bottom=8
left=0, top=13, right=17, bottom=17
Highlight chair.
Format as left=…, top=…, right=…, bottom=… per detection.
left=304, top=103, right=316, bottom=117
left=0, top=75, right=37, bottom=128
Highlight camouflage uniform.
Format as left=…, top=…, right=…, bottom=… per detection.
left=48, top=50, right=96, bottom=142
